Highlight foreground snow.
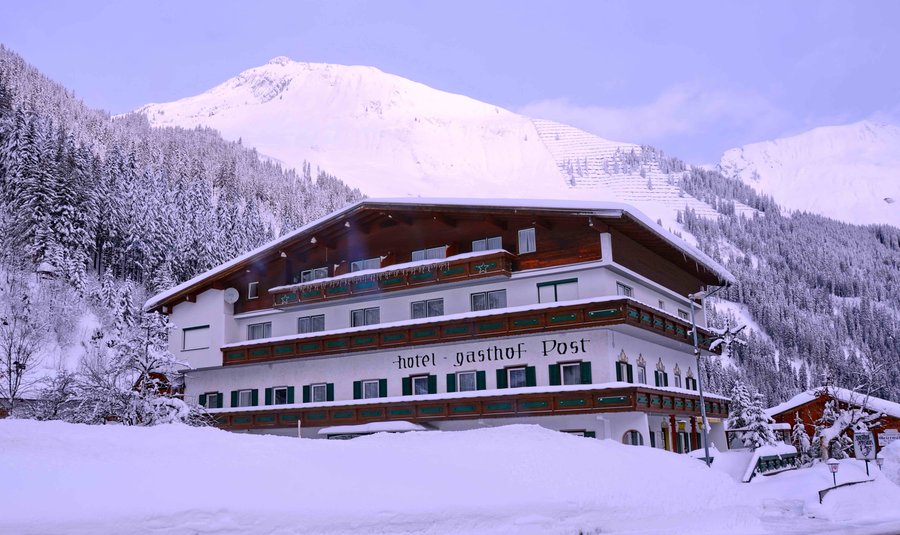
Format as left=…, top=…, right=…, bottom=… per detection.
left=2, top=420, right=900, bottom=535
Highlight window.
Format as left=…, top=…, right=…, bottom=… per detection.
left=686, top=377, right=698, bottom=391
left=412, top=375, right=430, bottom=395
left=678, top=309, right=690, bottom=321
left=561, top=362, right=582, bottom=385
left=265, top=386, right=293, bottom=405
left=508, top=367, right=527, bottom=388
left=411, top=246, right=446, bottom=262
left=472, top=236, right=502, bottom=252
left=517, top=227, right=536, bottom=254
left=537, top=279, right=579, bottom=303
left=362, top=380, right=380, bottom=399
left=247, top=322, right=271, bottom=340
left=655, top=370, right=669, bottom=387
left=623, top=430, right=644, bottom=446
left=351, top=307, right=380, bottom=327
left=248, top=281, right=259, bottom=300
left=470, top=289, right=507, bottom=311
left=300, top=267, right=329, bottom=283
left=638, top=365, right=647, bottom=385
left=615, top=361, right=633, bottom=383
left=182, top=325, right=210, bottom=351
left=354, top=379, right=386, bottom=399
left=311, top=383, right=328, bottom=402
left=658, top=300, right=665, bottom=311
left=199, top=392, right=221, bottom=409
left=232, top=389, right=256, bottom=407
left=447, top=370, right=485, bottom=392
left=616, top=282, right=634, bottom=297
left=562, top=430, right=597, bottom=438
left=457, top=371, right=477, bottom=392
left=351, top=257, right=381, bottom=272
left=305, top=383, right=334, bottom=402
left=298, top=314, right=325, bottom=334
left=497, top=366, right=535, bottom=388
left=674, top=373, right=682, bottom=388
left=411, top=298, right=444, bottom=319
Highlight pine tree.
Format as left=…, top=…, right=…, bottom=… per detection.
left=726, top=379, right=752, bottom=432
left=791, top=412, right=814, bottom=466
left=742, top=389, right=776, bottom=450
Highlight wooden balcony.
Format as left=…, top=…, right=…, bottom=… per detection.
left=269, top=250, right=514, bottom=308
left=209, top=385, right=730, bottom=431
left=222, top=297, right=716, bottom=366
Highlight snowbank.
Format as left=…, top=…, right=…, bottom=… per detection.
left=1, top=419, right=755, bottom=535
left=2, top=420, right=900, bottom=534
left=882, top=440, right=900, bottom=487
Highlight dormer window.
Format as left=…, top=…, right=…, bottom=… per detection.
left=411, top=246, right=446, bottom=262
left=351, top=257, right=381, bottom=272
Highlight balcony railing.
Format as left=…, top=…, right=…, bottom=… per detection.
left=222, top=297, right=715, bottom=366
left=269, top=250, right=514, bottom=308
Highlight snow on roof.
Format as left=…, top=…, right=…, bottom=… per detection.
left=144, top=197, right=734, bottom=311
left=766, top=386, right=900, bottom=419
left=318, top=421, right=428, bottom=436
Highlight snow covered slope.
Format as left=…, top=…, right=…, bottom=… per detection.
left=137, top=57, right=567, bottom=199
left=719, top=121, right=900, bottom=227
left=135, top=57, right=739, bottom=227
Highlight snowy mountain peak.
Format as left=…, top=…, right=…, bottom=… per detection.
left=719, top=120, right=900, bottom=227
left=135, top=57, right=746, bottom=226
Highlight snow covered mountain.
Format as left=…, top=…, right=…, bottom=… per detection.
left=719, top=121, right=900, bottom=227
left=135, top=57, right=745, bottom=227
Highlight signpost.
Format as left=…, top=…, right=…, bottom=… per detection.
left=854, top=431, right=876, bottom=476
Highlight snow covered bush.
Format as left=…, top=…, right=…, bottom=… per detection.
left=727, top=380, right=776, bottom=450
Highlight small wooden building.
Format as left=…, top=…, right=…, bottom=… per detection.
left=767, top=387, right=900, bottom=453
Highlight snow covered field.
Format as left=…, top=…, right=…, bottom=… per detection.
left=2, top=420, right=900, bottom=535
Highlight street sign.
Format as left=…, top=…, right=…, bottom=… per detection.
left=854, top=432, right=876, bottom=460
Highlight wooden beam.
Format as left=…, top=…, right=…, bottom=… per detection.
left=433, top=213, right=457, bottom=228
left=532, top=217, right=553, bottom=230
left=586, top=217, right=610, bottom=233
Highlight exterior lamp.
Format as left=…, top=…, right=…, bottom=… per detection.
left=827, top=458, right=840, bottom=488
left=688, top=286, right=724, bottom=467
left=875, top=456, right=884, bottom=470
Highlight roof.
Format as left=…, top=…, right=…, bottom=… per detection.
left=144, top=197, right=735, bottom=311
left=766, top=386, right=900, bottom=420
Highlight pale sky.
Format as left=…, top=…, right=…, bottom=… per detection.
left=2, top=0, right=898, bottom=162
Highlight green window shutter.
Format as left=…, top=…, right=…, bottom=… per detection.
left=379, top=378, right=388, bottom=397
left=428, top=374, right=437, bottom=394
left=625, top=363, right=632, bottom=384
left=616, top=362, right=623, bottom=382
left=446, top=373, right=457, bottom=393
left=326, top=383, right=334, bottom=401
left=216, top=393, right=223, bottom=408
left=353, top=380, right=362, bottom=400
left=663, top=373, right=669, bottom=387
left=265, top=387, right=273, bottom=406
left=581, top=361, right=593, bottom=384
left=525, top=366, right=536, bottom=387
left=549, top=364, right=561, bottom=386
left=476, top=370, right=486, bottom=390
left=287, top=386, right=295, bottom=404
left=655, top=371, right=661, bottom=387
left=402, top=377, right=412, bottom=396
left=496, top=369, right=508, bottom=389
left=198, top=393, right=207, bottom=407
left=231, top=390, right=239, bottom=407
left=302, top=385, right=311, bottom=403
left=251, top=389, right=259, bottom=406
left=584, top=431, right=597, bottom=438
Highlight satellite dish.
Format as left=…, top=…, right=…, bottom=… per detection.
left=224, top=287, right=239, bottom=304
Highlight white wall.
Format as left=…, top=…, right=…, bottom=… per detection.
left=168, top=289, right=231, bottom=369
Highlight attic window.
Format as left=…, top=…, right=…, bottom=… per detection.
left=248, top=281, right=259, bottom=300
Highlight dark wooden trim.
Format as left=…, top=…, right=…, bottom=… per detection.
left=211, top=385, right=728, bottom=432
left=270, top=251, right=514, bottom=308
left=222, top=298, right=718, bottom=366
